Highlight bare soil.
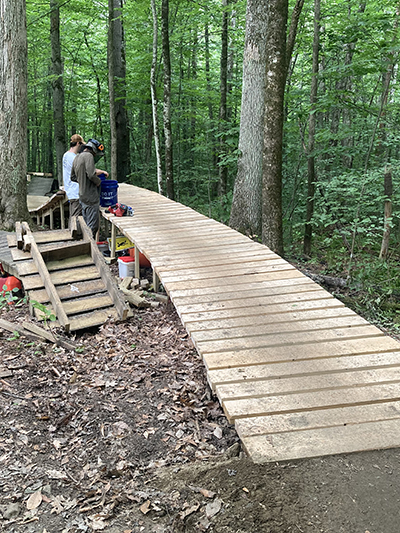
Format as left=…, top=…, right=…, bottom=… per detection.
left=0, top=286, right=399, bottom=533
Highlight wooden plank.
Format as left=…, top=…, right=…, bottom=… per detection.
left=235, top=401, right=400, bottom=438
left=0, top=318, right=42, bottom=341
left=196, top=325, right=385, bottom=355
left=22, top=265, right=100, bottom=290
left=118, top=217, right=225, bottom=233
left=216, top=366, right=400, bottom=402
left=191, top=315, right=369, bottom=343
left=146, top=242, right=269, bottom=262
left=241, top=418, right=400, bottom=463
left=78, top=216, right=129, bottom=321
left=10, top=248, right=32, bottom=261
left=180, top=298, right=344, bottom=323
left=164, top=269, right=305, bottom=292
left=28, top=279, right=107, bottom=304
left=177, top=289, right=335, bottom=314
left=158, top=259, right=294, bottom=284
left=168, top=277, right=319, bottom=300
left=207, top=351, right=400, bottom=390
left=30, top=229, right=73, bottom=243
left=17, top=255, right=94, bottom=276
left=138, top=234, right=252, bottom=254
left=151, top=250, right=280, bottom=271
left=203, top=336, right=400, bottom=370
left=39, top=241, right=91, bottom=262
left=223, top=382, right=400, bottom=422
left=69, top=307, right=119, bottom=331
left=33, top=294, right=114, bottom=318
left=21, top=222, right=70, bottom=332
left=70, top=216, right=79, bottom=239
left=187, top=306, right=356, bottom=333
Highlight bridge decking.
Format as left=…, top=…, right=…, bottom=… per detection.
left=87, top=185, right=400, bottom=460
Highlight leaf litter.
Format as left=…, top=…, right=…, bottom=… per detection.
left=1, top=287, right=400, bottom=532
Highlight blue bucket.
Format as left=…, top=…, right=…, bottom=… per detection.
left=100, top=180, right=118, bottom=207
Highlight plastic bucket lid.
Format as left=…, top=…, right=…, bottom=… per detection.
left=118, top=256, right=134, bottom=263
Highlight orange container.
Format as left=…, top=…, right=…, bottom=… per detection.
left=128, top=247, right=151, bottom=268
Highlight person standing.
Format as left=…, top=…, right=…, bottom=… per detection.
left=63, top=134, right=84, bottom=220
left=70, top=139, right=107, bottom=237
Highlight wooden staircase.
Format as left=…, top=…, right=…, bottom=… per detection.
left=7, top=217, right=129, bottom=332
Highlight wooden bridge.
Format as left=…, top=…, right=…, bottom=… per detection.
left=2, top=183, right=400, bottom=462
left=99, top=184, right=400, bottom=463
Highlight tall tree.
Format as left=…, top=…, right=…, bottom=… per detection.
left=230, top=0, right=304, bottom=237
left=150, top=0, right=163, bottom=195
left=50, top=0, right=66, bottom=186
left=262, top=0, right=288, bottom=255
left=0, top=0, right=30, bottom=229
left=218, top=0, right=229, bottom=196
left=161, top=0, right=174, bottom=199
left=303, top=0, right=321, bottom=256
left=108, top=0, right=130, bottom=182
left=229, top=0, right=268, bottom=236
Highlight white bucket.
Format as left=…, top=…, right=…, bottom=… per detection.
left=118, top=257, right=135, bottom=278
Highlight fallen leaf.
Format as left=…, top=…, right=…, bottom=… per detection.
left=205, top=498, right=222, bottom=518
left=213, top=427, right=223, bottom=439
left=26, top=490, right=42, bottom=510
left=199, top=488, right=216, bottom=498
left=179, top=503, right=200, bottom=519
left=242, top=487, right=249, bottom=493
left=140, top=500, right=151, bottom=514
left=90, top=518, right=107, bottom=530
left=46, top=469, right=66, bottom=480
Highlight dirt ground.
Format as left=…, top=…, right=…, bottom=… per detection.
left=0, top=284, right=400, bottom=532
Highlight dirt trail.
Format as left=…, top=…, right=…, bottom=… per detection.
left=0, top=299, right=399, bottom=532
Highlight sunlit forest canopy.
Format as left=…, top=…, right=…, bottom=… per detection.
left=26, top=0, right=400, bottom=260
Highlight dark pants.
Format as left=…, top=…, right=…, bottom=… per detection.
left=80, top=201, right=99, bottom=238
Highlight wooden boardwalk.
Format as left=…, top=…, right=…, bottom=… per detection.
left=104, top=184, right=400, bottom=462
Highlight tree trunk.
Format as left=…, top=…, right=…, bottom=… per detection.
left=162, top=0, right=174, bottom=200
left=150, top=0, right=163, bottom=195
left=0, top=0, right=30, bottom=229
left=229, top=0, right=268, bottom=236
left=205, top=21, right=217, bottom=172
left=218, top=0, right=229, bottom=197
left=50, top=0, right=66, bottom=186
left=379, top=166, right=393, bottom=260
left=230, top=0, right=304, bottom=238
left=83, top=33, right=105, bottom=146
left=262, top=0, right=288, bottom=255
left=303, top=0, right=321, bottom=256
left=108, top=0, right=130, bottom=183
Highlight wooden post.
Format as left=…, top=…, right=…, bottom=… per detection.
left=110, top=222, right=116, bottom=260
left=49, top=208, right=54, bottom=230
left=153, top=270, right=160, bottom=293
left=15, top=221, right=23, bottom=249
left=59, top=199, right=65, bottom=229
left=135, top=246, right=140, bottom=278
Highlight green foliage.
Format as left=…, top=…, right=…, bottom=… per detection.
left=24, top=0, right=400, bottom=333
left=0, top=285, right=25, bottom=311
left=29, top=300, right=56, bottom=327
